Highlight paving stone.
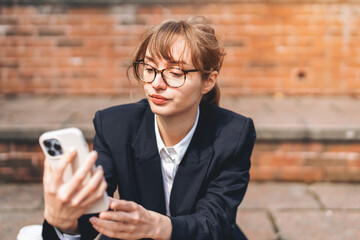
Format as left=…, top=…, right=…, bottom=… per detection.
left=240, top=182, right=319, bottom=210
left=274, top=210, right=360, bottom=240
left=0, top=184, right=43, bottom=210
left=236, top=209, right=278, bottom=240
left=0, top=209, right=44, bottom=240
left=310, top=183, right=360, bottom=209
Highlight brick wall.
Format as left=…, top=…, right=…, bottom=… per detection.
left=0, top=140, right=94, bottom=182
left=252, top=141, right=360, bottom=182
left=2, top=139, right=360, bottom=182
left=0, top=141, right=43, bottom=182
left=1, top=1, right=360, bottom=95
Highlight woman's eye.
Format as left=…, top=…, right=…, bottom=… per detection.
left=145, top=68, right=153, bottom=73
left=171, top=72, right=183, bottom=77
left=169, top=70, right=183, bottom=77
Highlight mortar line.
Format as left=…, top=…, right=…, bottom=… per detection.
left=266, top=209, right=283, bottom=240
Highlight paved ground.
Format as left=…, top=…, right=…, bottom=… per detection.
left=1, top=182, right=360, bottom=240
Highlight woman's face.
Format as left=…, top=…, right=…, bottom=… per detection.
left=142, top=38, right=208, bottom=119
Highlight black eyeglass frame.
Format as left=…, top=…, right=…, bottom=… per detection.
left=133, top=60, right=199, bottom=88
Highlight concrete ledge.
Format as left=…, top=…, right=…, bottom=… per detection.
left=0, top=0, right=349, bottom=6
left=1, top=94, right=360, bottom=142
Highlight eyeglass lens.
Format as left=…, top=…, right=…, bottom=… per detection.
left=135, top=63, right=185, bottom=88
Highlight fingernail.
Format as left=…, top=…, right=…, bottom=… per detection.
left=96, top=165, right=103, bottom=171
left=90, top=217, right=97, bottom=223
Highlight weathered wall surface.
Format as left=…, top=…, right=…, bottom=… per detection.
left=2, top=1, right=360, bottom=95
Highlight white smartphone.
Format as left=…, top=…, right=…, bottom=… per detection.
left=39, top=127, right=109, bottom=214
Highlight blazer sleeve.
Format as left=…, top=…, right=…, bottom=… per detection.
left=76, top=110, right=120, bottom=239
left=170, top=118, right=256, bottom=240
left=93, top=110, right=118, bottom=197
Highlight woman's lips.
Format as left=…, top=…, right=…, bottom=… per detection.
left=150, top=94, right=169, bottom=105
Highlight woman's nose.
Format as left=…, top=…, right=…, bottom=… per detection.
left=151, top=72, right=167, bottom=90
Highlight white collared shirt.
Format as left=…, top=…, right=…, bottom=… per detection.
left=155, top=107, right=200, bottom=216
left=55, top=228, right=81, bottom=240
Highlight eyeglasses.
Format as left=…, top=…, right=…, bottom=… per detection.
left=133, top=60, right=199, bottom=88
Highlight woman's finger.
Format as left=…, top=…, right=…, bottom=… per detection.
left=42, top=158, right=52, bottom=183
left=71, top=165, right=104, bottom=206
left=52, top=149, right=77, bottom=185
left=109, top=198, right=138, bottom=212
left=43, top=158, right=57, bottom=195
left=90, top=217, right=133, bottom=239
left=99, top=210, right=135, bottom=223
left=61, top=150, right=98, bottom=197
left=45, top=150, right=76, bottom=194
left=71, top=150, right=97, bottom=184
left=80, top=177, right=107, bottom=208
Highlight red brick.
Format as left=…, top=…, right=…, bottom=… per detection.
left=54, top=15, right=84, bottom=25
left=21, top=59, right=53, bottom=68
left=230, top=4, right=270, bottom=15
left=138, top=6, right=168, bottom=15
left=249, top=166, right=278, bottom=181
left=324, top=166, right=360, bottom=182
left=279, top=166, right=324, bottom=182
left=2, top=6, right=38, bottom=15
left=0, top=59, right=19, bottom=68
left=0, top=17, right=18, bottom=25
left=86, top=16, right=117, bottom=25
left=68, top=7, right=107, bottom=15
left=0, top=167, right=14, bottom=175
left=68, top=26, right=110, bottom=37
left=347, top=158, right=360, bottom=168
left=0, top=143, right=10, bottom=153
left=57, top=38, right=83, bottom=47
left=38, top=27, right=65, bottom=36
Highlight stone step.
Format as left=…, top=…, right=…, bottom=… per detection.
left=1, top=94, right=360, bottom=182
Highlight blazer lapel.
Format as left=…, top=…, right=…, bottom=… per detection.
left=170, top=102, right=215, bottom=216
left=129, top=104, right=166, bottom=215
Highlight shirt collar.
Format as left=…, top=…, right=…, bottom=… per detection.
left=155, top=107, right=200, bottom=164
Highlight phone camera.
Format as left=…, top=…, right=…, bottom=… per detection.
left=44, top=141, right=51, bottom=147
left=54, top=143, right=62, bottom=151
left=43, top=139, right=63, bottom=157
left=48, top=150, right=56, bottom=156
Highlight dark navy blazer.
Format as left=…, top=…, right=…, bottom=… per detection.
left=43, top=99, right=256, bottom=240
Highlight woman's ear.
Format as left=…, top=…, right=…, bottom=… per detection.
left=201, top=71, right=218, bottom=94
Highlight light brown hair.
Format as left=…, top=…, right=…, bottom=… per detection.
left=130, top=16, right=225, bottom=106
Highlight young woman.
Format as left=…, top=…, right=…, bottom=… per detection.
left=42, top=17, right=256, bottom=240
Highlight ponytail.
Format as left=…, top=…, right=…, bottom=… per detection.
left=202, top=83, right=220, bottom=106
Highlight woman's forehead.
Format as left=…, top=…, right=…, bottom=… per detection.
left=146, top=37, right=192, bottom=66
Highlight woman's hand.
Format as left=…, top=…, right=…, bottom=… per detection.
left=90, top=197, right=172, bottom=240
left=43, top=149, right=107, bottom=234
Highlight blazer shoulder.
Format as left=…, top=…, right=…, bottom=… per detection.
left=93, top=98, right=151, bottom=135
left=205, top=101, right=254, bottom=126
left=201, top=101, right=256, bottom=141
left=97, top=98, right=149, bottom=118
